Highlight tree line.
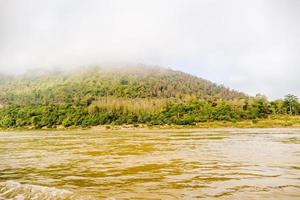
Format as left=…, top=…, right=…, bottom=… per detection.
left=0, top=94, right=298, bottom=128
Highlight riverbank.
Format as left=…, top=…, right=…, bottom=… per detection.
left=1, top=115, right=299, bottom=132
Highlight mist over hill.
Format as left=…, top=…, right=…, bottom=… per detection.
left=0, top=65, right=246, bottom=106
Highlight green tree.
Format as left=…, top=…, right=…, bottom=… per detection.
left=284, top=94, right=298, bottom=115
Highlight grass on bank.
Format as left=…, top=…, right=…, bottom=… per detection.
left=193, top=115, right=300, bottom=129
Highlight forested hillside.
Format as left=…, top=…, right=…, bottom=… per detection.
left=0, top=65, right=299, bottom=128
left=0, top=65, right=245, bottom=106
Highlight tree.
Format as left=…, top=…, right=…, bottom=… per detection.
left=284, top=94, right=299, bottom=115
left=270, top=99, right=286, bottom=114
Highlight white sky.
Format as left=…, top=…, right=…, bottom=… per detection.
left=0, top=0, right=299, bottom=99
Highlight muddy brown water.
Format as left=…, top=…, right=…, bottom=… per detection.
left=0, top=128, right=299, bottom=199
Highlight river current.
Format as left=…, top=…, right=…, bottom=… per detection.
left=0, top=128, right=299, bottom=199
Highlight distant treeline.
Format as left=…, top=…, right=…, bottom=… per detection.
left=0, top=95, right=298, bottom=128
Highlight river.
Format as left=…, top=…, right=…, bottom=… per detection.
left=0, top=128, right=299, bottom=199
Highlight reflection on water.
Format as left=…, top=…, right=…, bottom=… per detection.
left=0, top=128, right=300, bottom=199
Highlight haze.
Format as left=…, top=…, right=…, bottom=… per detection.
left=0, top=0, right=299, bottom=99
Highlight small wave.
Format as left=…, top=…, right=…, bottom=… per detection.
left=0, top=181, right=74, bottom=200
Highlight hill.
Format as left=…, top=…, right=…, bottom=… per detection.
left=0, top=65, right=246, bottom=106
left=0, top=65, right=298, bottom=129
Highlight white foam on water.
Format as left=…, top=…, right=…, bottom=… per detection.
left=0, top=181, right=75, bottom=200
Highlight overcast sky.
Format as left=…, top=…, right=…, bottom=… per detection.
left=0, top=0, right=299, bottom=99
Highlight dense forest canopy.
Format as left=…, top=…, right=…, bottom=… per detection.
left=0, top=65, right=299, bottom=128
